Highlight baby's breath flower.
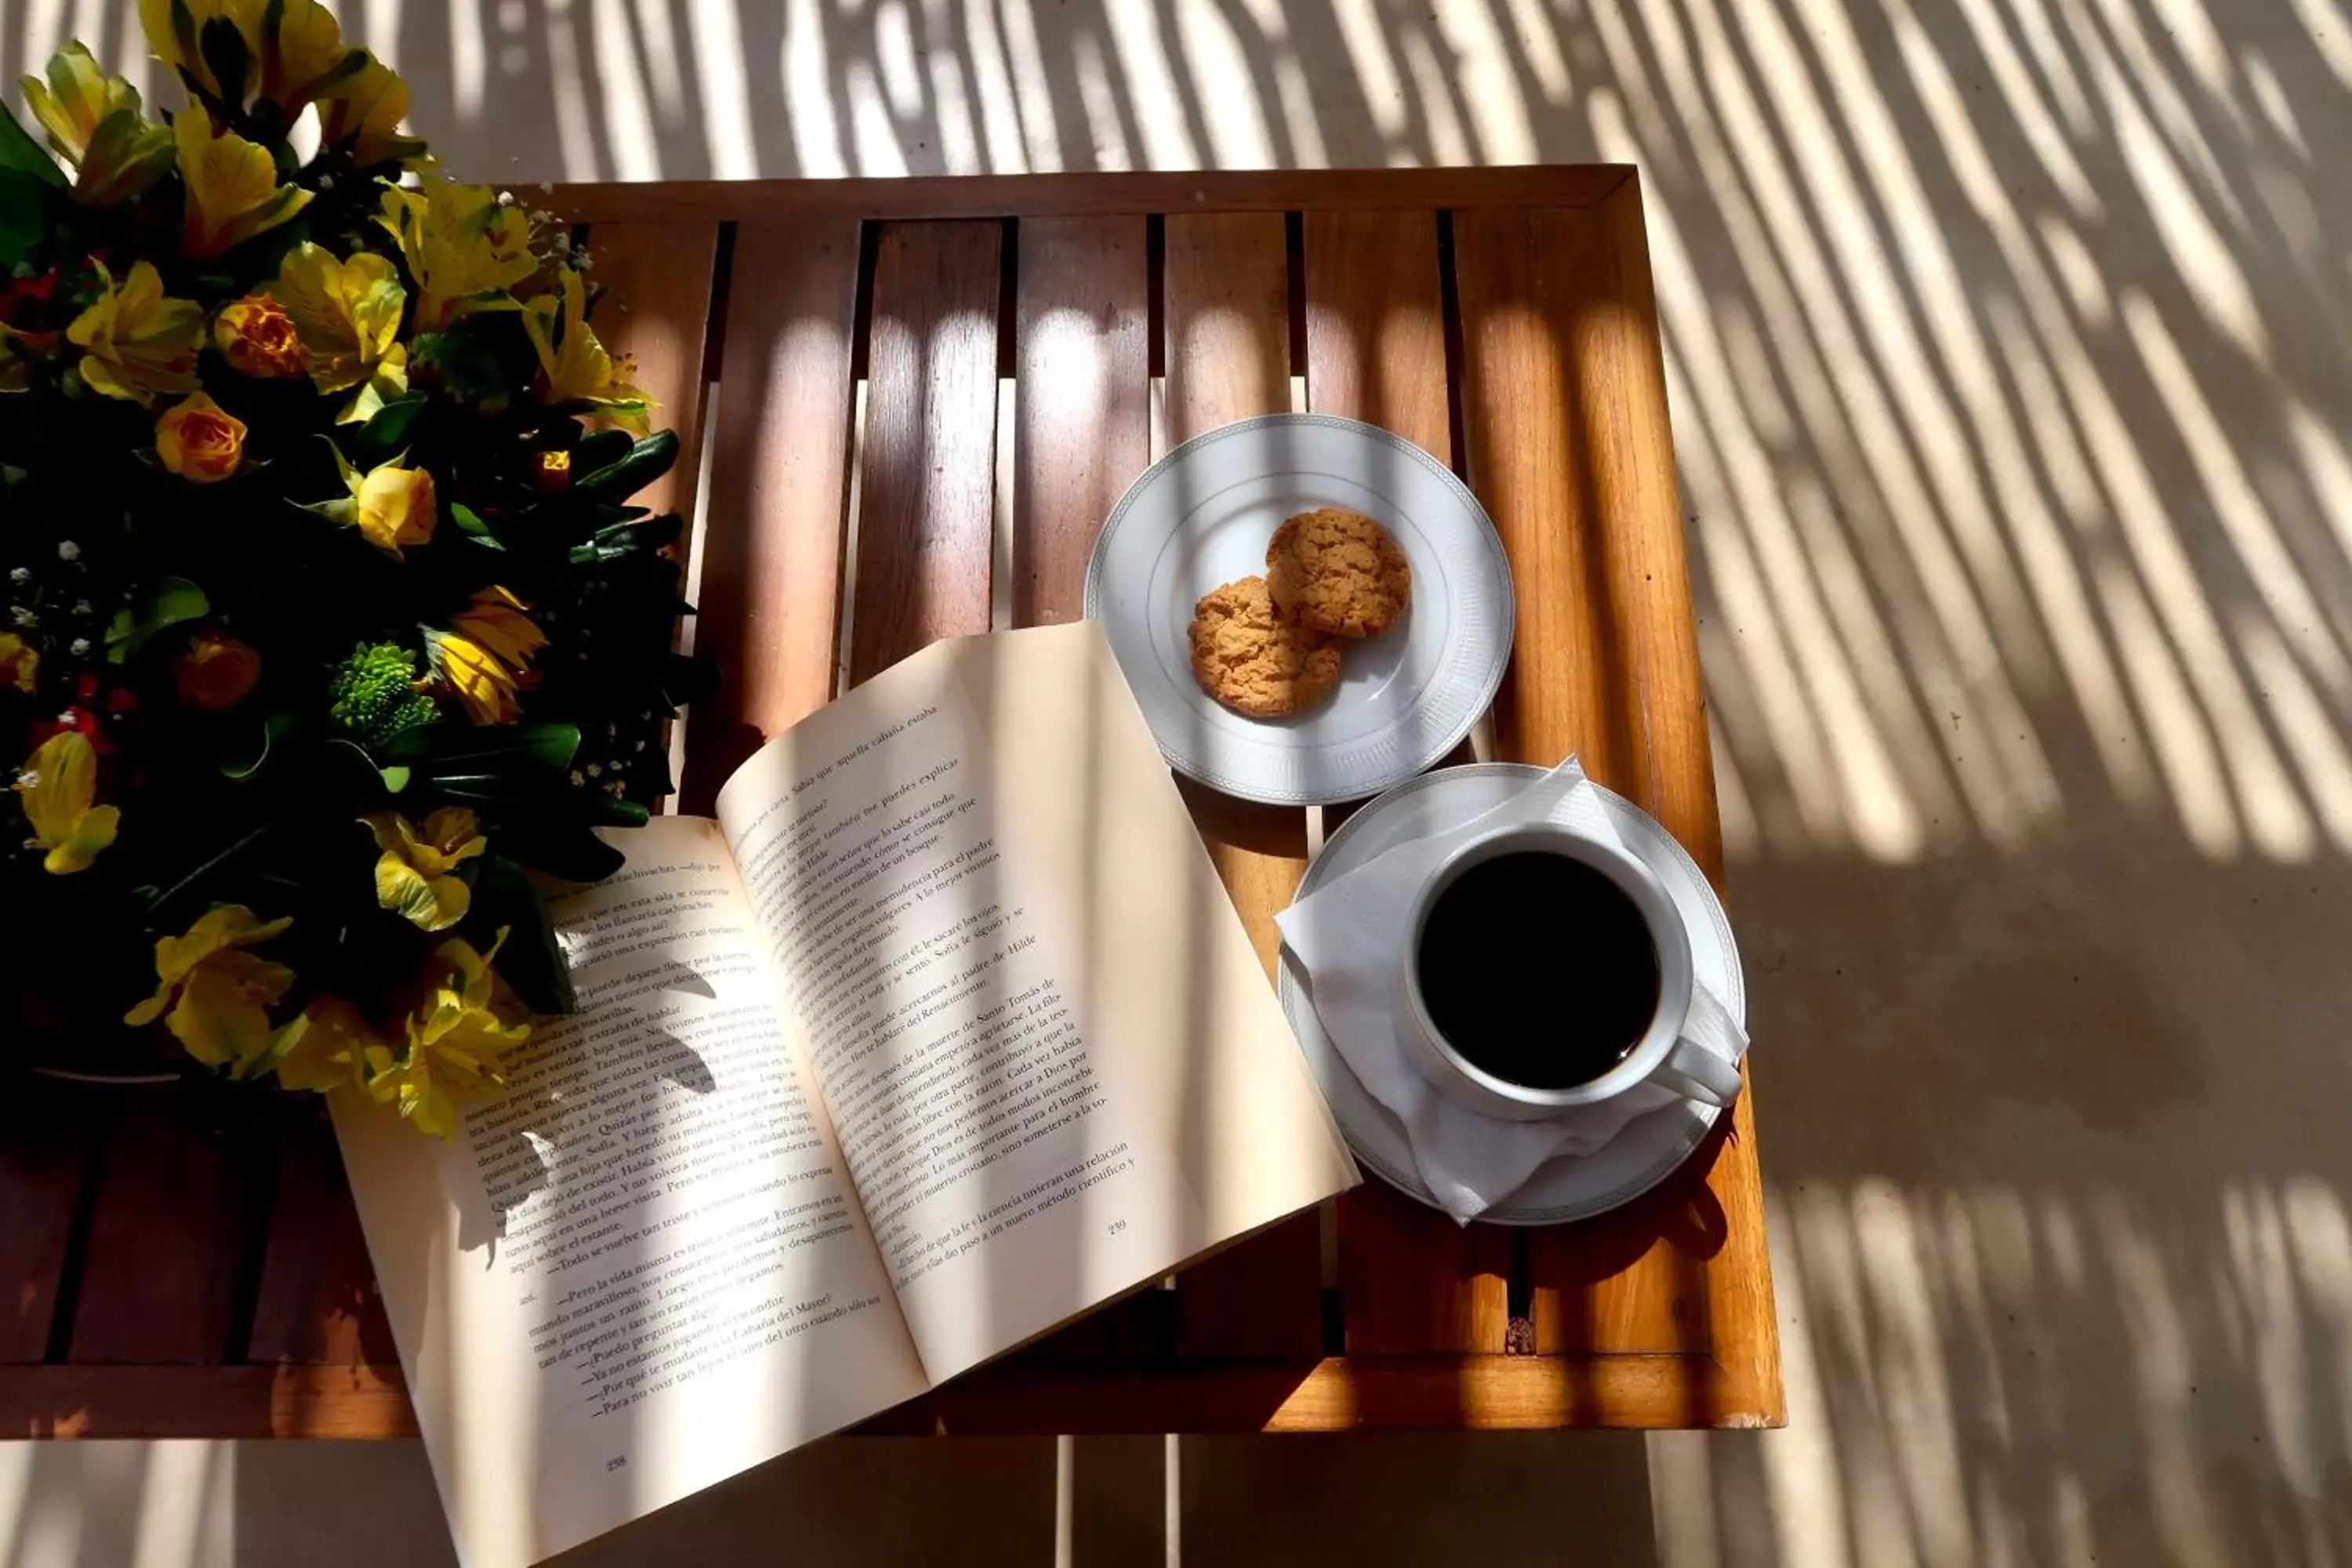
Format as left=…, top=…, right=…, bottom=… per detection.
left=56, top=540, right=78, bottom=561
left=8, top=566, right=28, bottom=583
left=68, top=637, right=89, bottom=656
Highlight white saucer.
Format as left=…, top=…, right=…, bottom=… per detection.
left=1276, top=763, right=1746, bottom=1225
left=1083, top=414, right=1513, bottom=806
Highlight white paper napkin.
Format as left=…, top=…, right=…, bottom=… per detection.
left=1273, top=758, right=1748, bottom=1223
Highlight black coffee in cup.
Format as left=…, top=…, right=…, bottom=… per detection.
left=1414, top=850, right=1662, bottom=1089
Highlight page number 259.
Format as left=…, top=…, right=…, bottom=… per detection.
left=1106, top=1219, right=1127, bottom=1236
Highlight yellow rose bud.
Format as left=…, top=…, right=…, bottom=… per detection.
left=174, top=632, right=262, bottom=712
left=214, top=293, right=305, bottom=379
left=532, top=449, right=571, bottom=493
left=155, top=391, right=247, bottom=484
left=354, top=463, right=437, bottom=557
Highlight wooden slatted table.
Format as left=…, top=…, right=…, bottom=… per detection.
left=0, top=167, right=1782, bottom=1439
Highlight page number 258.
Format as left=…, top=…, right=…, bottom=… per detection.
left=1106, top=1219, right=1127, bottom=1236
left=606, top=1455, right=628, bottom=1474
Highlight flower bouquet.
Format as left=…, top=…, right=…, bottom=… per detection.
left=0, top=3, right=713, bottom=1134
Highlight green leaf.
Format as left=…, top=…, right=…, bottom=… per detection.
left=103, top=576, right=210, bottom=663
left=198, top=16, right=253, bottom=106
left=575, top=431, right=677, bottom=500
left=0, top=103, right=67, bottom=191
left=220, top=711, right=296, bottom=780
left=568, top=513, right=682, bottom=564
left=448, top=502, right=505, bottom=550
left=585, top=793, right=652, bottom=828
left=381, top=723, right=582, bottom=802
left=0, top=171, right=53, bottom=269
left=496, top=822, right=626, bottom=884
left=379, top=764, right=412, bottom=793
left=470, top=855, right=575, bottom=1013
left=570, top=429, right=632, bottom=474
left=361, top=393, right=428, bottom=450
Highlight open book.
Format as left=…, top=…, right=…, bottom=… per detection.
left=333, top=620, right=1359, bottom=1568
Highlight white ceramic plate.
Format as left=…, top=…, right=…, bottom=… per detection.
left=1083, top=415, right=1514, bottom=805
left=1277, top=764, right=1747, bottom=1225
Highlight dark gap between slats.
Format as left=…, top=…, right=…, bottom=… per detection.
left=848, top=221, right=883, bottom=380
left=996, top=217, right=1020, bottom=379
left=42, top=1097, right=112, bottom=1363
left=1283, top=211, right=1307, bottom=376
left=1436, top=211, right=1472, bottom=484
left=701, top=222, right=739, bottom=383
left=222, top=1125, right=281, bottom=1363
left=1505, top=1229, right=1537, bottom=1355
left=1145, top=215, right=1166, bottom=379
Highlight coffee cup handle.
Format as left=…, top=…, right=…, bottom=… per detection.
left=1653, top=990, right=1745, bottom=1107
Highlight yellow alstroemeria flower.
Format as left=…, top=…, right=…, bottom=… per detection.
left=139, top=0, right=265, bottom=103
left=67, top=260, right=203, bottom=405
left=366, top=931, right=531, bottom=1138
left=314, top=53, right=426, bottom=169
left=378, top=178, right=534, bottom=333
left=74, top=109, right=178, bottom=209
left=155, top=390, right=247, bottom=483
left=257, top=0, right=368, bottom=113
left=20, top=42, right=140, bottom=164
left=176, top=110, right=312, bottom=260
left=448, top=586, right=546, bottom=672
left=363, top=806, right=488, bottom=931
left=13, top=731, right=118, bottom=875
left=268, top=993, right=379, bottom=1094
left=275, top=242, right=408, bottom=423
left=20, top=45, right=173, bottom=205
left=0, top=633, right=37, bottom=695
left=423, top=628, right=523, bottom=724
left=522, top=269, right=653, bottom=434
left=124, top=904, right=294, bottom=1075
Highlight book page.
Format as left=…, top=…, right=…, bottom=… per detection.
left=335, top=815, right=926, bottom=1568
left=716, top=622, right=1358, bottom=1381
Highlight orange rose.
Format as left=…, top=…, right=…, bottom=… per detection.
left=213, top=292, right=305, bottom=379
left=174, top=632, right=262, bottom=711
left=155, top=391, right=247, bottom=484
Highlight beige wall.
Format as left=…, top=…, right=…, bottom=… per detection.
left=8, top=2, right=2352, bottom=1563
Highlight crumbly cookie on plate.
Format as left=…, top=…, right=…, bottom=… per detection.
left=1189, top=576, right=1343, bottom=717
left=1265, top=506, right=1413, bottom=638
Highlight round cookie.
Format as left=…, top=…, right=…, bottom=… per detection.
left=1265, top=506, right=1413, bottom=637
left=1189, top=576, right=1343, bottom=717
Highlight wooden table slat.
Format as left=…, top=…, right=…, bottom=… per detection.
left=848, top=220, right=1005, bottom=681
left=1010, top=216, right=1151, bottom=628
left=1300, top=209, right=1512, bottom=1355
left=1453, top=180, right=1777, bottom=1416
left=585, top=221, right=723, bottom=527
left=1452, top=200, right=1697, bottom=1359
left=0, top=1083, right=91, bottom=1364
left=677, top=220, right=864, bottom=809
left=67, top=1090, right=256, bottom=1365
left=1160, top=212, right=1326, bottom=1360
left=1001, top=214, right=1169, bottom=1365
left=245, top=1111, right=394, bottom=1367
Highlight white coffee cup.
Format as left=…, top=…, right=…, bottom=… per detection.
left=1394, top=822, right=1744, bottom=1123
